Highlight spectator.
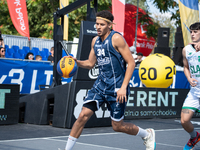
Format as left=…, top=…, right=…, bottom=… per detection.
left=48, top=47, right=54, bottom=63
left=135, top=52, right=143, bottom=67
left=0, top=31, right=5, bottom=48
left=35, top=55, right=42, bottom=61
left=0, top=46, right=5, bottom=58
left=25, top=52, right=34, bottom=60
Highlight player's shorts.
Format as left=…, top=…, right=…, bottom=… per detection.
left=182, top=90, right=200, bottom=112
left=83, top=88, right=127, bottom=121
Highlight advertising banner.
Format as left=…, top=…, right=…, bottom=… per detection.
left=0, top=84, right=20, bottom=125
left=124, top=4, right=156, bottom=56
left=112, top=0, right=125, bottom=35
left=0, top=58, right=189, bottom=94
left=125, top=87, right=189, bottom=119
left=0, top=59, right=71, bottom=94
left=7, top=0, right=30, bottom=39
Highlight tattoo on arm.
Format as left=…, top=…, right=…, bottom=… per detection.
left=182, top=109, right=190, bottom=114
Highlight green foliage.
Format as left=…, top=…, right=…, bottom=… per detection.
left=0, top=0, right=18, bottom=35
left=0, top=0, right=183, bottom=42
left=126, top=0, right=147, bottom=10
left=152, top=0, right=178, bottom=12
left=26, top=0, right=58, bottom=39
left=133, top=12, right=160, bottom=40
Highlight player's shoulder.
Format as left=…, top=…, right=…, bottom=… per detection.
left=92, top=36, right=98, bottom=41
left=112, top=32, right=124, bottom=44
left=91, top=36, right=99, bottom=45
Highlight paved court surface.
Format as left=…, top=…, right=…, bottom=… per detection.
left=1, top=118, right=200, bottom=150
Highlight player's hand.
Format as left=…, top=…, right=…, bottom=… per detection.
left=65, top=55, right=77, bottom=62
left=116, top=88, right=127, bottom=103
left=192, top=42, right=200, bottom=51
left=189, top=78, right=198, bottom=87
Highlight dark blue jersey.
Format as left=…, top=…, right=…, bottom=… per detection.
left=92, top=30, right=130, bottom=96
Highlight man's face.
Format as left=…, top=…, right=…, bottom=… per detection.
left=190, top=30, right=200, bottom=43
left=51, top=49, right=54, bottom=56
left=0, top=48, right=5, bottom=57
left=96, top=19, right=111, bottom=37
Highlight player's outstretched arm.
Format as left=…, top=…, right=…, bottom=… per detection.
left=68, top=36, right=98, bottom=70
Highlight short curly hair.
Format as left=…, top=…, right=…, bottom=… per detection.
left=96, top=10, right=114, bottom=22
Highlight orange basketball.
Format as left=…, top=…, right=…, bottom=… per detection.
left=57, top=57, right=77, bottom=78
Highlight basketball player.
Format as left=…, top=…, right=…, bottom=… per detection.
left=64, top=10, right=156, bottom=150
left=181, top=22, right=200, bottom=150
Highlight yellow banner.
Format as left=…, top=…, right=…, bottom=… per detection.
left=60, top=0, right=69, bottom=41
left=179, top=0, right=199, bottom=46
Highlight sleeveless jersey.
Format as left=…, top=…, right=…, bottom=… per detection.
left=186, top=44, right=200, bottom=96
left=92, top=30, right=129, bottom=96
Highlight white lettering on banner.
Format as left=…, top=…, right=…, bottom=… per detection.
left=135, top=42, right=154, bottom=49
left=45, top=71, right=53, bottom=85
left=9, top=69, right=24, bottom=92
left=0, top=89, right=11, bottom=109
left=74, top=89, right=109, bottom=119
left=140, top=23, right=147, bottom=34
left=129, top=77, right=138, bottom=87
left=149, top=91, right=156, bottom=106
left=0, top=75, right=7, bottom=83
left=87, top=30, right=97, bottom=34
left=14, top=0, right=21, bottom=6
left=88, top=64, right=99, bottom=79
left=0, top=115, right=7, bottom=121
left=30, top=70, right=39, bottom=94
left=127, top=91, right=134, bottom=106
left=125, top=109, right=177, bottom=117
left=128, top=91, right=178, bottom=107
left=169, top=92, right=178, bottom=106
left=137, top=91, right=147, bottom=106
left=14, top=0, right=26, bottom=31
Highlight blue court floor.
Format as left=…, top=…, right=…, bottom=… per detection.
left=1, top=118, right=200, bottom=150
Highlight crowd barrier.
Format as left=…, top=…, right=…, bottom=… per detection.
left=0, top=58, right=189, bottom=94
left=0, top=58, right=71, bottom=94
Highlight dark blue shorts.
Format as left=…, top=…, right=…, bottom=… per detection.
left=83, top=88, right=127, bottom=121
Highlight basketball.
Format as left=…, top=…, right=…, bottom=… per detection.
left=57, top=56, right=77, bottom=78
left=138, top=53, right=176, bottom=88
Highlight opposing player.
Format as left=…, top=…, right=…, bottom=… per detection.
left=64, top=10, right=156, bottom=150
left=181, top=22, right=200, bottom=150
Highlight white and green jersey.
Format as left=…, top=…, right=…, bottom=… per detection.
left=186, top=44, right=200, bottom=96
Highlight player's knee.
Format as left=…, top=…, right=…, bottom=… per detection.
left=77, top=111, right=90, bottom=123
left=112, top=121, right=122, bottom=132
left=181, top=117, right=189, bottom=125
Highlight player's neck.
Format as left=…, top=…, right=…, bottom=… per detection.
left=100, top=30, right=111, bottom=42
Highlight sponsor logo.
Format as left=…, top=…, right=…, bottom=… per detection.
left=0, top=89, right=11, bottom=109
left=127, top=90, right=178, bottom=107
left=87, top=30, right=97, bottom=34
left=74, top=89, right=109, bottom=119
left=0, top=115, right=7, bottom=121
left=88, top=64, right=99, bottom=79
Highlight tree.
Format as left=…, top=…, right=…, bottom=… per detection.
left=126, top=0, right=147, bottom=10
left=0, top=0, right=185, bottom=41
left=0, top=0, right=111, bottom=40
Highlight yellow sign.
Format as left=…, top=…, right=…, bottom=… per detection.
left=60, top=0, right=69, bottom=41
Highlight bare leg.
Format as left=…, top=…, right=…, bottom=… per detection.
left=70, top=107, right=94, bottom=138
left=111, top=119, right=139, bottom=135
left=181, top=109, right=194, bottom=133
